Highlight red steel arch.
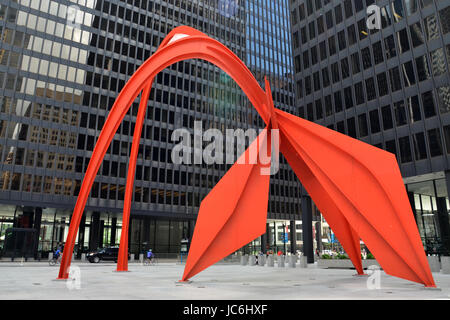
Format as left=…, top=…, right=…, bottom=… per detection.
left=57, top=26, right=435, bottom=288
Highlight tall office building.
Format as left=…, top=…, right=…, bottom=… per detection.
left=289, top=0, right=450, bottom=255
left=0, top=0, right=303, bottom=259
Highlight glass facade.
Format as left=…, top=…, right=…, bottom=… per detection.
left=289, top=0, right=450, bottom=255
left=0, top=0, right=302, bottom=259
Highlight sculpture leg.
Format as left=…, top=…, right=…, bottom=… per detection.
left=117, top=81, right=152, bottom=271
left=279, top=129, right=363, bottom=275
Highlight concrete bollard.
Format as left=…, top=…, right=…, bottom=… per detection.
left=139, top=253, right=144, bottom=263
left=249, top=255, right=256, bottom=266
left=441, top=256, right=450, bottom=274
left=81, top=253, right=86, bottom=262
left=258, top=255, right=266, bottom=266
left=267, top=254, right=274, bottom=267
left=427, top=255, right=440, bottom=272
left=130, top=253, right=135, bottom=262
left=299, top=255, right=307, bottom=268
left=48, top=252, right=53, bottom=261
left=240, top=254, right=248, bottom=265
left=277, top=255, right=285, bottom=268
left=288, top=255, right=296, bottom=268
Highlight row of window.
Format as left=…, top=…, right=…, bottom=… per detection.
left=301, top=85, right=450, bottom=128
left=294, top=10, right=448, bottom=73
left=292, top=0, right=435, bottom=24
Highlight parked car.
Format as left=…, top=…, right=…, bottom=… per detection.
left=86, top=247, right=130, bottom=263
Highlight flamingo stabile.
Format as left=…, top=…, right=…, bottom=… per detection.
left=57, top=26, right=436, bottom=288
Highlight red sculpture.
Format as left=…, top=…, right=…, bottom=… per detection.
left=58, top=26, right=436, bottom=288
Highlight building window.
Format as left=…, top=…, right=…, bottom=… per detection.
left=347, top=24, right=357, bottom=45
left=386, top=139, right=397, bottom=158
left=355, top=82, right=365, bottom=105
left=331, top=62, right=340, bottom=83
left=381, top=105, right=394, bottom=130
left=344, top=0, right=353, bottom=18
left=337, top=121, right=345, bottom=133
left=358, top=113, right=368, bottom=137
left=427, top=128, right=443, bottom=157
left=351, top=52, right=361, bottom=74
left=407, top=95, right=422, bottom=122
left=334, top=91, right=343, bottom=112
left=429, top=48, right=447, bottom=77
left=328, top=36, right=337, bottom=56
left=344, top=86, right=354, bottom=109
left=361, top=47, right=372, bottom=69
left=422, top=91, right=436, bottom=118
left=377, top=72, right=389, bottom=97
left=439, top=6, right=450, bottom=34
left=366, top=78, right=376, bottom=101
left=341, top=58, right=350, bottom=79
left=402, top=61, right=416, bottom=87
left=338, top=30, right=346, bottom=51
left=410, top=22, right=424, bottom=47
left=384, top=35, right=397, bottom=59
left=424, top=15, right=440, bottom=41
left=443, top=125, right=450, bottom=154
left=319, top=41, right=327, bottom=60
left=399, top=136, right=412, bottom=163
left=389, top=67, right=402, bottom=92
left=322, top=68, right=330, bottom=87
left=437, top=86, right=450, bottom=114
left=325, top=95, right=333, bottom=116
left=413, top=132, right=427, bottom=160
left=372, top=41, right=384, bottom=65
left=315, top=99, right=323, bottom=120
left=369, top=109, right=381, bottom=133
left=347, top=117, right=356, bottom=138
left=397, top=29, right=410, bottom=53
left=415, top=55, right=431, bottom=81
left=394, top=102, right=408, bottom=128
left=405, top=0, right=418, bottom=15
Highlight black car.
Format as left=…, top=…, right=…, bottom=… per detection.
left=86, top=247, right=129, bottom=263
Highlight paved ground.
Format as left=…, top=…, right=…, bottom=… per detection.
left=0, top=261, right=449, bottom=300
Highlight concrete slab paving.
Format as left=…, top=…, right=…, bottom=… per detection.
left=0, top=262, right=449, bottom=300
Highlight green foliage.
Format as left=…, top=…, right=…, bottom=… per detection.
left=321, top=254, right=332, bottom=259
left=366, top=253, right=375, bottom=259
left=336, top=253, right=349, bottom=259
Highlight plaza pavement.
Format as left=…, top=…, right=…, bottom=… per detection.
left=0, top=261, right=449, bottom=300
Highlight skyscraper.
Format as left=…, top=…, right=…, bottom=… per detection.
left=289, top=0, right=450, bottom=256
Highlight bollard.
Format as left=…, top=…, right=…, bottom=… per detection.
left=240, top=255, right=248, bottom=265
left=299, top=255, right=307, bottom=268
left=427, top=255, right=440, bottom=272
left=139, top=253, right=144, bottom=263
left=441, top=256, right=450, bottom=274
left=48, top=252, right=53, bottom=261
left=249, top=255, right=256, bottom=266
left=277, top=255, right=285, bottom=268
left=267, top=254, right=274, bottom=267
left=81, top=253, right=86, bottom=262
left=258, top=255, right=266, bottom=266
left=130, top=253, right=135, bottom=262
left=288, top=255, right=296, bottom=268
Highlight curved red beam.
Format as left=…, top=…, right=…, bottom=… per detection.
left=57, top=26, right=435, bottom=288
left=57, top=26, right=270, bottom=279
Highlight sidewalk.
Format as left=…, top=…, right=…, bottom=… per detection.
left=0, top=262, right=449, bottom=300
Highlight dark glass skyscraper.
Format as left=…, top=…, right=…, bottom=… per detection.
left=289, top=0, right=450, bottom=255
left=0, top=0, right=302, bottom=259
